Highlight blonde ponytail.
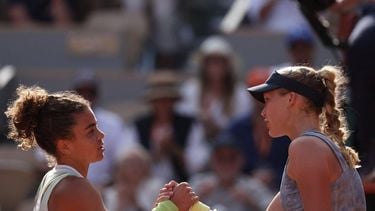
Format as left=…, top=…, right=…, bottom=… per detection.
left=318, top=66, right=360, bottom=168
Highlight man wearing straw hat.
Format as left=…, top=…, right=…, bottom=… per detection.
left=131, top=70, right=210, bottom=183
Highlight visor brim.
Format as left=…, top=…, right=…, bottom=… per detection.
left=247, top=83, right=280, bottom=103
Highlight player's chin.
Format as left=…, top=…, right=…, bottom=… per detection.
left=268, top=127, right=275, bottom=137
left=94, top=151, right=105, bottom=162
left=92, top=155, right=104, bottom=163
left=268, top=128, right=283, bottom=138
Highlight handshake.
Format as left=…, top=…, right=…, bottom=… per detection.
left=153, top=181, right=212, bottom=211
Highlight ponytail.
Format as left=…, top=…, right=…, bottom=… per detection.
left=318, top=66, right=360, bottom=168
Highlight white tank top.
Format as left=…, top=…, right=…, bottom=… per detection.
left=34, top=165, right=83, bottom=211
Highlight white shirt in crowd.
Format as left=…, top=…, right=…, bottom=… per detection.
left=248, top=0, right=308, bottom=33
left=176, top=79, right=253, bottom=130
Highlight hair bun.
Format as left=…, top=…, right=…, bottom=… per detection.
left=5, top=86, right=49, bottom=150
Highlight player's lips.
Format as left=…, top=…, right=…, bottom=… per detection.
left=99, top=145, right=104, bottom=151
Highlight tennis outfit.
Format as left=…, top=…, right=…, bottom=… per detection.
left=33, top=165, right=83, bottom=211
left=280, top=131, right=366, bottom=210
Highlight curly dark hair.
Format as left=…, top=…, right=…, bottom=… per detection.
left=5, top=85, right=90, bottom=159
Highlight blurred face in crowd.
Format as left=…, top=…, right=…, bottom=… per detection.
left=289, top=41, right=314, bottom=65
left=211, top=147, right=243, bottom=181
left=203, top=55, right=231, bottom=83
left=116, top=152, right=150, bottom=185
left=151, top=97, right=176, bottom=117
left=74, top=83, right=98, bottom=105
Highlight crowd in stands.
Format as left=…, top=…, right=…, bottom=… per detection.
left=0, top=0, right=374, bottom=210
left=0, top=0, right=318, bottom=70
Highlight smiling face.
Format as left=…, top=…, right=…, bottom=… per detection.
left=261, top=89, right=291, bottom=138
left=66, top=107, right=105, bottom=165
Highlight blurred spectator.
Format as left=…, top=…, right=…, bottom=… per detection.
left=5, top=0, right=93, bottom=26
left=285, top=25, right=315, bottom=66
left=103, top=147, right=164, bottom=211
left=226, top=67, right=290, bottom=190
left=247, top=0, right=308, bottom=33
left=177, top=36, right=252, bottom=139
left=121, top=0, right=150, bottom=69
left=72, top=69, right=129, bottom=191
left=149, top=0, right=192, bottom=69
left=184, top=0, right=235, bottom=41
left=85, top=0, right=150, bottom=70
left=344, top=2, right=375, bottom=175
left=91, top=0, right=121, bottom=9
left=129, top=70, right=210, bottom=182
left=270, top=26, right=316, bottom=72
left=339, top=2, right=375, bottom=209
left=190, top=132, right=273, bottom=211
left=0, top=1, right=7, bottom=21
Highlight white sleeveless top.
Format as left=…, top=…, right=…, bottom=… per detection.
left=34, top=165, right=83, bottom=211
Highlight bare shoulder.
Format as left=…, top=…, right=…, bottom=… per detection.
left=49, top=176, right=105, bottom=211
left=288, top=136, right=335, bottom=179
left=289, top=136, right=332, bottom=158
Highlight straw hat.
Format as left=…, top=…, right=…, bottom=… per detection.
left=144, top=71, right=181, bottom=101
